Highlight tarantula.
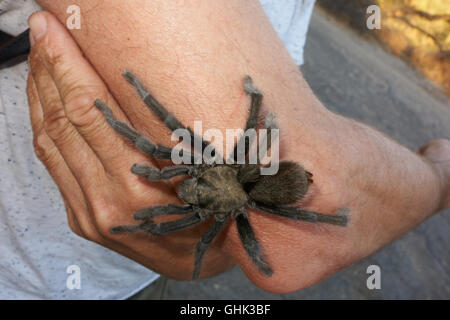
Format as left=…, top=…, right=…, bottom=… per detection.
left=94, top=70, right=349, bottom=279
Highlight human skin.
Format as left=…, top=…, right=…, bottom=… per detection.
left=26, top=1, right=450, bottom=293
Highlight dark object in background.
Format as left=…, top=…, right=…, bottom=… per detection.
left=0, top=30, right=13, bottom=44
left=0, top=29, right=30, bottom=67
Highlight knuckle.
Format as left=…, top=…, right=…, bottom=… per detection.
left=62, top=86, right=109, bottom=133
left=79, top=224, right=104, bottom=244
left=95, top=216, right=116, bottom=239
left=89, top=198, right=118, bottom=238
left=69, top=217, right=104, bottom=244
left=61, top=80, right=107, bottom=109
left=42, top=102, right=73, bottom=141
left=64, top=202, right=105, bottom=243
left=32, top=131, right=47, bottom=160
left=45, top=48, right=64, bottom=66
left=45, top=48, right=66, bottom=72
left=65, top=94, right=100, bottom=128
left=96, top=224, right=113, bottom=239
left=32, top=131, right=58, bottom=168
left=67, top=221, right=83, bottom=238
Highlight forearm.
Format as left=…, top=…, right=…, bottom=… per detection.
left=338, top=118, right=443, bottom=250
left=36, top=0, right=319, bottom=145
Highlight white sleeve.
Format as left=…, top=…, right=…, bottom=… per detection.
left=0, top=0, right=315, bottom=65
left=0, top=0, right=41, bottom=36
left=260, top=0, right=316, bottom=65
left=0, top=0, right=315, bottom=64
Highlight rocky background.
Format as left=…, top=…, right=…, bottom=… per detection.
left=318, top=0, right=450, bottom=96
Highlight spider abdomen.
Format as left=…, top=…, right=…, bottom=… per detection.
left=248, top=161, right=309, bottom=206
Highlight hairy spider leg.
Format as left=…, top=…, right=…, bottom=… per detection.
left=230, top=76, right=263, bottom=164
left=110, top=210, right=210, bottom=235
left=249, top=202, right=349, bottom=227
left=95, top=99, right=196, bottom=162
left=147, top=211, right=211, bottom=235
left=234, top=208, right=274, bottom=276
left=134, top=204, right=194, bottom=221
left=193, top=212, right=229, bottom=280
left=256, top=112, right=279, bottom=165
left=243, top=76, right=263, bottom=131
left=122, top=70, right=216, bottom=158
left=130, top=164, right=195, bottom=181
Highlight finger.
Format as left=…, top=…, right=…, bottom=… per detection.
left=28, top=11, right=157, bottom=173
left=27, top=73, right=103, bottom=242
left=63, top=198, right=84, bottom=238
left=27, top=71, right=78, bottom=229
left=29, top=48, right=109, bottom=191
left=26, top=70, right=45, bottom=138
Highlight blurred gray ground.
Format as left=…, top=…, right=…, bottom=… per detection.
left=165, top=7, right=450, bottom=299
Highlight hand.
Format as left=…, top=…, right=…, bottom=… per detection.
left=26, top=12, right=234, bottom=280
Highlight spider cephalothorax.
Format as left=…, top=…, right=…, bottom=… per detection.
left=95, top=70, right=349, bottom=279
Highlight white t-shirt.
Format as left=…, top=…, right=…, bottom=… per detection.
left=0, top=0, right=315, bottom=299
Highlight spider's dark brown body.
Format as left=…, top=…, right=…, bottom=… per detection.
left=179, top=165, right=248, bottom=212
left=178, top=162, right=311, bottom=213
left=95, top=70, right=349, bottom=279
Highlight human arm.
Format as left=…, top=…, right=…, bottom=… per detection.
left=27, top=1, right=449, bottom=292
